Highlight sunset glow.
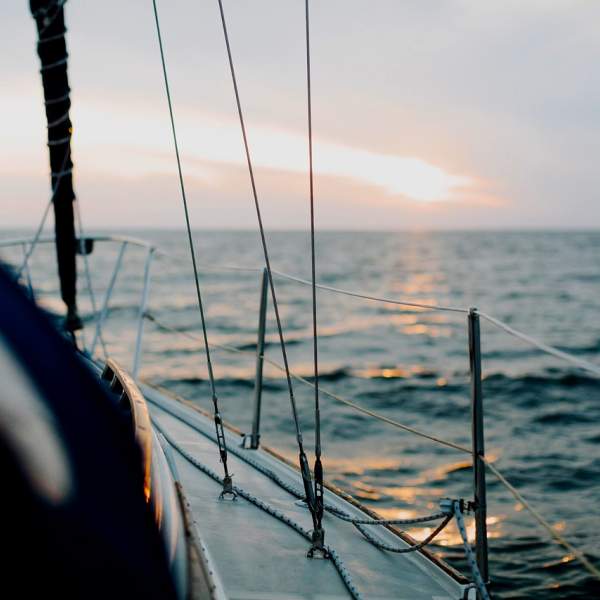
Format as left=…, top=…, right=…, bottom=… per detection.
left=4, top=90, right=472, bottom=206
left=77, top=104, right=472, bottom=203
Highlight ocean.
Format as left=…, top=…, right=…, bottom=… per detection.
left=3, top=229, right=600, bottom=598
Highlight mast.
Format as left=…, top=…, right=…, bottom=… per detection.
left=30, top=0, right=81, bottom=331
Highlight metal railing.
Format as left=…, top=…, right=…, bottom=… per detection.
left=3, top=232, right=600, bottom=590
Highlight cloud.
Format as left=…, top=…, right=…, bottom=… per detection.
left=3, top=0, right=600, bottom=228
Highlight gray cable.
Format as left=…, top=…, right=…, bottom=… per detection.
left=453, top=500, right=490, bottom=600
left=304, top=0, right=324, bottom=536
left=271, top=270, right=469, bottom=313
left=150, top=0, right=232, bottom=485
left=16, top=145, right=72, bottom=280
left=215, top=0, right=305, bottom=449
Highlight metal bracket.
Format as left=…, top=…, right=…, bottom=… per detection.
left=307, top=528, right=329, bottom=559
left=440, top=497, right=474, bottom=516
left=240, top=433, right=259, bottom=449
left=218, top=474, right=237, bottom=501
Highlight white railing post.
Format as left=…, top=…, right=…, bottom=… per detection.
left=468, top=307, right=490, bottom=590
left=132, top=248, right=154, bottom=379
left=249, top=268, right=269, bottom=449
left=90, top=241, right=127, bottom=357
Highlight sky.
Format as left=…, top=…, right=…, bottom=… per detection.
left=2, top=0, right=600, bottom=230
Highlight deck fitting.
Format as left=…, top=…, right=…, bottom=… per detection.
left=307, top=527, right=329, bottom=559
left=219, top=474, right=237, bottom=501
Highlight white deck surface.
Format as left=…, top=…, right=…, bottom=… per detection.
left=144, top=385, right=466, bottom=600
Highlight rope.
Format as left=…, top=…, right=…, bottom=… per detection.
left=149, top=395, right=496, bottom=593
left=46, top=111, right=70, bottom=128
left=479, top=311, right=600, bottom=378
left=37, top=0, right=68, bottom=37
left=145, top=388, right=451, bottom=528
left=145, top=314, right=600, bottom=588
left=453, top=500, right=490, bottom=600
left=271, top=270, right=469, bottom=313
left=144, top=312, right=471, bottom=454
left=44, top=91, right=71, bottom=105
left=48, top=136, right=71, bottom=146
left=151, top=0, right=232, bottom=493
left=40, top=56, right=68, bottom=71
left=152, top=417, right=362, bottom=600
left=215, top=0, right=316, bottom=521
left=38, top=30, right=67, bottom=44
left=353, top=514, right=453, bottom=553
left=483, top=458, right=600, bottom=581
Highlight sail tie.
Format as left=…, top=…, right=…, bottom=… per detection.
left=150, top=0, right=235, bottom=500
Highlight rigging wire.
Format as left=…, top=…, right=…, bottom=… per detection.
left=479, top=311, right=600, bottom=378
left=483, top=458, right=600, bottom=581
left=16, top=198, right=52, bottom=279
left=215, top=0, right=318, bottom=523
left=271, top=270, right=469, bottom=313
left=16, top=143, right=72, bottom=280
left=150, top=0, right=234, bottom=498
left=304, top=0, right=325, bottom=551
left=74, top=198, right=108, bottom=359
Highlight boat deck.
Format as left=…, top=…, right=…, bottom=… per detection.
left=143, top=384, right=467, bottom=600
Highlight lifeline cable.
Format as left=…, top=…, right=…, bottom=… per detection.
left=146, top=389, right=450, bottom=528
left=215, top=0, right=317, bottom=521
left=145, top=312, right=472, bottom=454
left=150, top=0, right=234, bottom=498
left=146, top=315, right=600, bottom=583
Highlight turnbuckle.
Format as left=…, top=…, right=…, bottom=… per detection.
left=440, top=497, right=474, bottom=516
left=307, top=527, right=329, bottom=559
left=219, top=474, right=237, bottom=501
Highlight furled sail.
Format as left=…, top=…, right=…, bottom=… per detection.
left=30, top=0, right=81, bottom=331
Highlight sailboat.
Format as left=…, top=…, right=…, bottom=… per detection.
left=6, top=1, right=599, bottom=599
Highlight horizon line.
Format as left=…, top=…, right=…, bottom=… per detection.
left=2, top=226, right=600, bottom=234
